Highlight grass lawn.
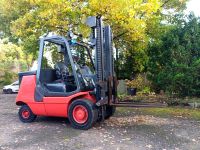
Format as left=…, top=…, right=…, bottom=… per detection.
left=117, top=107, right=200, bottom=120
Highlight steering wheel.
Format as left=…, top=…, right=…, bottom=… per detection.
left=55, top=62, right=69, bottom=81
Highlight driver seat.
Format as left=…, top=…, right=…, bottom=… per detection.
left=44, top=62, right=67, bottom=93
left=44, top=82, right=66, bottom=93
left=44, top=62, right=76, bottom=93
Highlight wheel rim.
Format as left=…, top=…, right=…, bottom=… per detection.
left=22, top=110, right=30, bottom=119
left=72, top=105, right=88, bottom=124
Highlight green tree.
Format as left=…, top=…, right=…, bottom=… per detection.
left=147, top=13, right=200, bottom=96
left=0, top=40, right=30, bottom=86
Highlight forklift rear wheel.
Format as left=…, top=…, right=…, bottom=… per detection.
left=19, top=105, right=37, bottom=123
left=68, top=99, right=98, bottom=130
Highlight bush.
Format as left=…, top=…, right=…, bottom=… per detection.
left=125, top=74, right=151, bottom=94
left=147, top=14, right=200, bottom=97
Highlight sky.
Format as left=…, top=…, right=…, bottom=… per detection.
left=186, top=0, right=200, bottom=16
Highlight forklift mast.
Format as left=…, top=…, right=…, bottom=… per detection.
left=86, top=16, right=116, bottom=106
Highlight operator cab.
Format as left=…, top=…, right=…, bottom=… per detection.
left=35, top=36, right=94, bottom=100
left=40, top=39, right=76, bottom=93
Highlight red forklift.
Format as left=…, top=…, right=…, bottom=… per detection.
left=16, top=16, right=165, bottom=130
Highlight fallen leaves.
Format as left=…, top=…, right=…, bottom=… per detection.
left=145, top=144, right=153, bottom=149
left=104, top=115, right=174, bottom=127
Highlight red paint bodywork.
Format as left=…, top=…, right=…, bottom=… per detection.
left=16, top=75, right=96, bottom=117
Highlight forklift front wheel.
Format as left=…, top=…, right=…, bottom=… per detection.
left=18, top=105, right=37, bottom=123
left=68, top=99, right=98, bottom=130
left=105, top=106, right=116, bottom=119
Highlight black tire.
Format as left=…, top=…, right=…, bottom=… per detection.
left=105, top=106, right=116, bottom=119
left=2, top=90, right=7, bottom=94
left=96, top=106, right=116, bottom=121
left=68, top=99, right=98, bottom=130
left=18, top=105, right=37, bottom=123
left=7, top=89, right=12, bottom=94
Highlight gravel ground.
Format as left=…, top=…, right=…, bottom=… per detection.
left=0, top=93, right=200, bottom=150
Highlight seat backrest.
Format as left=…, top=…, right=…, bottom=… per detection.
left=40, top=69, right=57, bottom=83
